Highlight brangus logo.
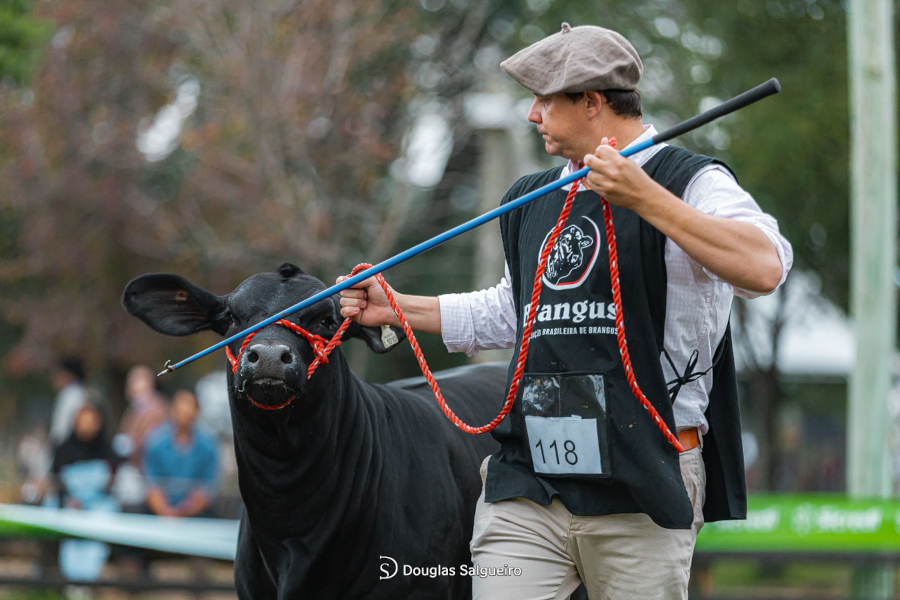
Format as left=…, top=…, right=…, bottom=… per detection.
left=540, top=217, right=600, bottom=290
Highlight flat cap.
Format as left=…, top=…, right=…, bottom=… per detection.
left=500, top=23, right=642, bottom=95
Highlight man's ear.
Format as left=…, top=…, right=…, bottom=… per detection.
left=122, top=273, right=230, bottom=337
left=583, top=90, right=604, bottom=119
left=345, top=322, right=407, bottom=354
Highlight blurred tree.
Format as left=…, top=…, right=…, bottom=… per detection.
left=0, top=0, right=184, bottom=419
left=0, top=1, right=51, bottom=425
left=0, top=0, right=50, bottom=84
left=682, top=0, right=848, bottom=490
left=0, top=0, right=508, bottom=415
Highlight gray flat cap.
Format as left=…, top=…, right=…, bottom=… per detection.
left=500, top=23, right=642, bottom=95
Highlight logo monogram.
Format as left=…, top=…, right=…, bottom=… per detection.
left=539, top=217, right=600, bottom=290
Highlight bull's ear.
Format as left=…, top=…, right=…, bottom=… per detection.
left=345, top=322, right=407, bottom=354
left=122, top=274, right=231, bottom=337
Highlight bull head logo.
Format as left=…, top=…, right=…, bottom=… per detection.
left=545, top=225, right=594, bottom=282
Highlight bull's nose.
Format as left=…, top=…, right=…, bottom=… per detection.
left=244, top=342, right=295, bottom=378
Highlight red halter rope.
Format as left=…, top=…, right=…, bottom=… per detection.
left=225, top=317, right=353, bottom=410
left=225, top=148, right=682, bottom=450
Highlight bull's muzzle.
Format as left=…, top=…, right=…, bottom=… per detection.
left=243, top=341, right=296, bottom=381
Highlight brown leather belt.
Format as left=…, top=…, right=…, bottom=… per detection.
left=678, top=427, right=700, bottom=452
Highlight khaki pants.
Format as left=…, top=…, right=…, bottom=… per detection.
left=470, top=447, right=706, bottom=600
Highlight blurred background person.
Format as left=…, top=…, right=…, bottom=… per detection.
left=110, top=365, right=168, bottom=576
left=50, top=400, right=120, bottom=511
left=48, top=358, right=88, bottom=448
left=48, top=400, right=121, bottom=584
left=116, top=365, right=167, bottom=464
left=143, top=389, right=218, bottom=518
left=17, top=426, right=52, bottom=505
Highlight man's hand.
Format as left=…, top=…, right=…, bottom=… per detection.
left=175, top=489, right=212, bottom=518
left=337, top=276, right=402, bottom=328
left=584, top=138, right=784, bottom=294
left=146, top=487, right=177, bottom=517
left=338, top=276, right=443, bottom=335
left=583, top=137, right=663, bottom=211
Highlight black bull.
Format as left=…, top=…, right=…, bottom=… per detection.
left=122, top=263, right=505, bottom=599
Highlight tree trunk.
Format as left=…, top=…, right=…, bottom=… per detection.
left=749, top=364, right=782, bottom=490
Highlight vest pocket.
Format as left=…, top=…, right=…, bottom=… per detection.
left=521, top=373, right=612, bottom=479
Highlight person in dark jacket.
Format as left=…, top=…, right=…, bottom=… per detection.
left=50, top=401, right=121, bottom=582
left=51, top=401, right=120, bottom=510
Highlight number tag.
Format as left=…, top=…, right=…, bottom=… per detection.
left=380, top=325, right=399, bottom=348
left=525, top=416, right=605, bottom=475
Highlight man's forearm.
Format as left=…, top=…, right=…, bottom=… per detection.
left=176, top=489, right=212, bottom=518
left=638, top=183, right=784, bottom=294
left=583, top=141, right=785, bottom=294
left=146, top=488, right=174, bottom=516
left=390, top=293, right=442, bottom=336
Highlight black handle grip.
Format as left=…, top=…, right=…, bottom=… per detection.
left=652, top=78, right=781, bottom=145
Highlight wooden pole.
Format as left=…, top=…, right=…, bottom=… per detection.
left=847, top=0, right=896, bottom=596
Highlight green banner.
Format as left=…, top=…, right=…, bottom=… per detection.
left=696, top=495, right=900, bottom=553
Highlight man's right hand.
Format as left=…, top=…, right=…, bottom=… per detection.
left=337, top=275, right=402, bottom=328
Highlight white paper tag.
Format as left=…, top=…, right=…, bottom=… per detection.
left=525, top=416, right=605, bottom=475
left=380, top=325, right=399, bottom=348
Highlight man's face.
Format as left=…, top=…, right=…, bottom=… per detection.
left=171, top=390, right=199, bottom=430
left=73, top=407, right=102, bottom=442
left=125, top=366, right=154, bottom=400
left=527, top=93, right=590, bottom=160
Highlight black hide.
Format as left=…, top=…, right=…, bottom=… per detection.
left=123, top=265, right=504, bottom=599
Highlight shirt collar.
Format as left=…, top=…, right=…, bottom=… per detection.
left=563, top=124, right=664, bottom=176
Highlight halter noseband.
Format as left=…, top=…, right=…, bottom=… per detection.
left=225, top=317, right=353, bottom=410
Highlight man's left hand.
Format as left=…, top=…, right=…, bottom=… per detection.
left=583, top=137, right=661, bottom=211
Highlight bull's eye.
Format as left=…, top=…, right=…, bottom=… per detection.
left=320, top=318, right=331, bottom=328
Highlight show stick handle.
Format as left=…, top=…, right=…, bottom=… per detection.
left=651, top=78, right=781, bottom=145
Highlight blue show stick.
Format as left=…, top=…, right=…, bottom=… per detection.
left=159, top=78, right=780, bottom=376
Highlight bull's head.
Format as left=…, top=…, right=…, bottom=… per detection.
left=122, top=263, right=404, bottom=416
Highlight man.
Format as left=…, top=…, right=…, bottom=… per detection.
left=117, top=365, right=167, bottom=464
left=143, top=389, right=218, bottom=518
left=340, top=24, right=792, bottom=599
left=49, top=358, right=88, bottom=447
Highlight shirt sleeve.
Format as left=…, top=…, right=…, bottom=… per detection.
left=49, top=386, right=86, bottom=446
left=682, top=165, right=794, bottom=299
left=438, top=262, right=518, bottom=357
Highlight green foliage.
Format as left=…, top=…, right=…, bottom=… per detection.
left=689, top=0, right=849, bottom=309
left=0, top=591, right=63, bottom=600
left=0, top=0, right=51, bottom=84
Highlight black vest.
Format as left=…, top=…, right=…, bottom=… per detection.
left=488, top=146, right=747, bottom=530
